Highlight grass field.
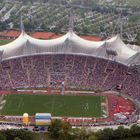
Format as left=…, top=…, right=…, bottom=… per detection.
left=1, top=94, right=106, bottom=117
left=0, top=40, right=11, bottom=45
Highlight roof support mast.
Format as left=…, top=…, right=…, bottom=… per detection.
left=20, top=15, right=25, bottom=33
left=69, top=10, right=74, bottom=33
left=120, top=9, right=123, bottom=39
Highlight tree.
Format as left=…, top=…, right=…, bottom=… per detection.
left=95, top=128, right=114, bottom=140
left=59, top=121, right=72, bottom=140
left=0, top=133, right=6, bottom=140
left=3, top=129, right=33, bottom=140
left=102, top=128, right=114, bottom=140
left=14, top=137, right=21, bottom=140
left=95, top=130, right=105, bottom=140
left=130, top=124, right=140, bottom=136
left=49, top=119, right=73, bottom=140
left=70, top=128, right=89, bottom=140
left=50, top=119, right=63, bottom=138
left=88, top=134, right=98, bottom=140
left=114, top=125, right=131, bottom=139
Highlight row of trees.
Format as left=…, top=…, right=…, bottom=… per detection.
left=0, top=129, right=33, bottom=140
left=1, top=0, right=139, bottom=7
left=0, top=0, right=139, bottom=41
left=49, top=119, right=140, bottom=140
left=0, top=120, right=140, bottom=140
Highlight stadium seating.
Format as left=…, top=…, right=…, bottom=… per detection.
left=0, top=54, right=139, bottom=101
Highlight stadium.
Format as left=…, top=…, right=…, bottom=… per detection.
left=0, top=18, right=139, bottom=126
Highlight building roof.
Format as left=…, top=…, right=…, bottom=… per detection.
left=0, top=30, right=138, bottom=66
left=126, top=52, right=140, bottom=66
left=127, top=44, right=140, bottom=52
left=96, top=35, right=136, bottom=62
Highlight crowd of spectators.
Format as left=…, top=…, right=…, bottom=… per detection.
left=0, top=54, right=139, bottom=101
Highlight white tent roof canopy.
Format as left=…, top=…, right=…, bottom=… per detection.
left=0, top=30, right=138, bottom=66
left=126, top=52, right=140, bottom=66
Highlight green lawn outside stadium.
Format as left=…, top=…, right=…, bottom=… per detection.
left=0, top=40, right=11, bottom=45
left=1, top=94, right=106, bottom=117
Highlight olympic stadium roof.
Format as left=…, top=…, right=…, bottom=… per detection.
left=127, top=44, right=140, bottom=52
left=0, top=19, right=138, bottom=66
left=126, top=52, right=140, bottom=66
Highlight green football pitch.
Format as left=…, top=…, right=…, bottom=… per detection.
left=1, top=94, right=106, bottom=117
